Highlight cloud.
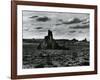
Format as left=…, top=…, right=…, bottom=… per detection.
left=35, top=27, right=43, bottom=29
left=36, top=16, right=51, bottom=22
left=81, top=17, right=89, bottom=24
left=63, top=18, right=81, bottom=24
left=54, top=18, right=82, bottom=26
left=70, top=24, right=89, bottom=29
left=58, top=19, right=63, bottom=22
left=82, top=21, right=89, bottom=24
left=30, top=16, right=38, bottom=18
left=55, top=23, right=62, bottom=26
left=23, top=28, right=29, bottom=31
left=79, top=31, right=83, bottom=33
left=69, top=30, right=76, bottom=33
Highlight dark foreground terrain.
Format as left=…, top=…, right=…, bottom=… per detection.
left=23, top=39, right=90, bottom=69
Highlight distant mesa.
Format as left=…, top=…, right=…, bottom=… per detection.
left=70, top=38, right=88, bottom=42
left=81, top=38, right=87, bottom=42
left=71, top=38, right=78, bottom=42
left=37, top=30, right=65, bottom=49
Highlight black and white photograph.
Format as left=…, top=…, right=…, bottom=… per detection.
left=11, top=1, right=97, bottom=79
left=22, top=10, right=90, bottom=69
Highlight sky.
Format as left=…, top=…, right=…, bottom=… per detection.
left=22, top=10, right=90, bottom=41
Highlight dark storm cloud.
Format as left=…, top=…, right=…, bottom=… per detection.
left=30, top=16, right=38, bottom=18
left=69, top=30, right=76, bottom=33
left=36, top=16, right=51, bottom=22
left=35, top=27, right=43, bottom=29
left=63, top=18, right=81, bottom=24
left=70, top=24, right=89, bottom=29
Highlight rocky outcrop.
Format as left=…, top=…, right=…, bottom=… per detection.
left=37, top=30, right=59, bottom=49
left=82, top=38, right=87, bottom=42
left=71, top=38, right=78, bottom=42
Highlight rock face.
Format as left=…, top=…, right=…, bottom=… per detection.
left=37, top=30, right=59, bottom=49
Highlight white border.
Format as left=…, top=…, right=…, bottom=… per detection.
left=17, top=5, right=94, bottom=75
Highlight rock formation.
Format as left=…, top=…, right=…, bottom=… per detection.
left=82, top=38, right=87, bottom=42
left=37, top=30, right=59, bottom=49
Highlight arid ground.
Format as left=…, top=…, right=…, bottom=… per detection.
left=23, top=39, right=89, bottom=69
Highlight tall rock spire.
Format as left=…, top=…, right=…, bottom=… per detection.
left=48, top=30, right=53, bottom=39
left=37, top=30, right=59, bottom=49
